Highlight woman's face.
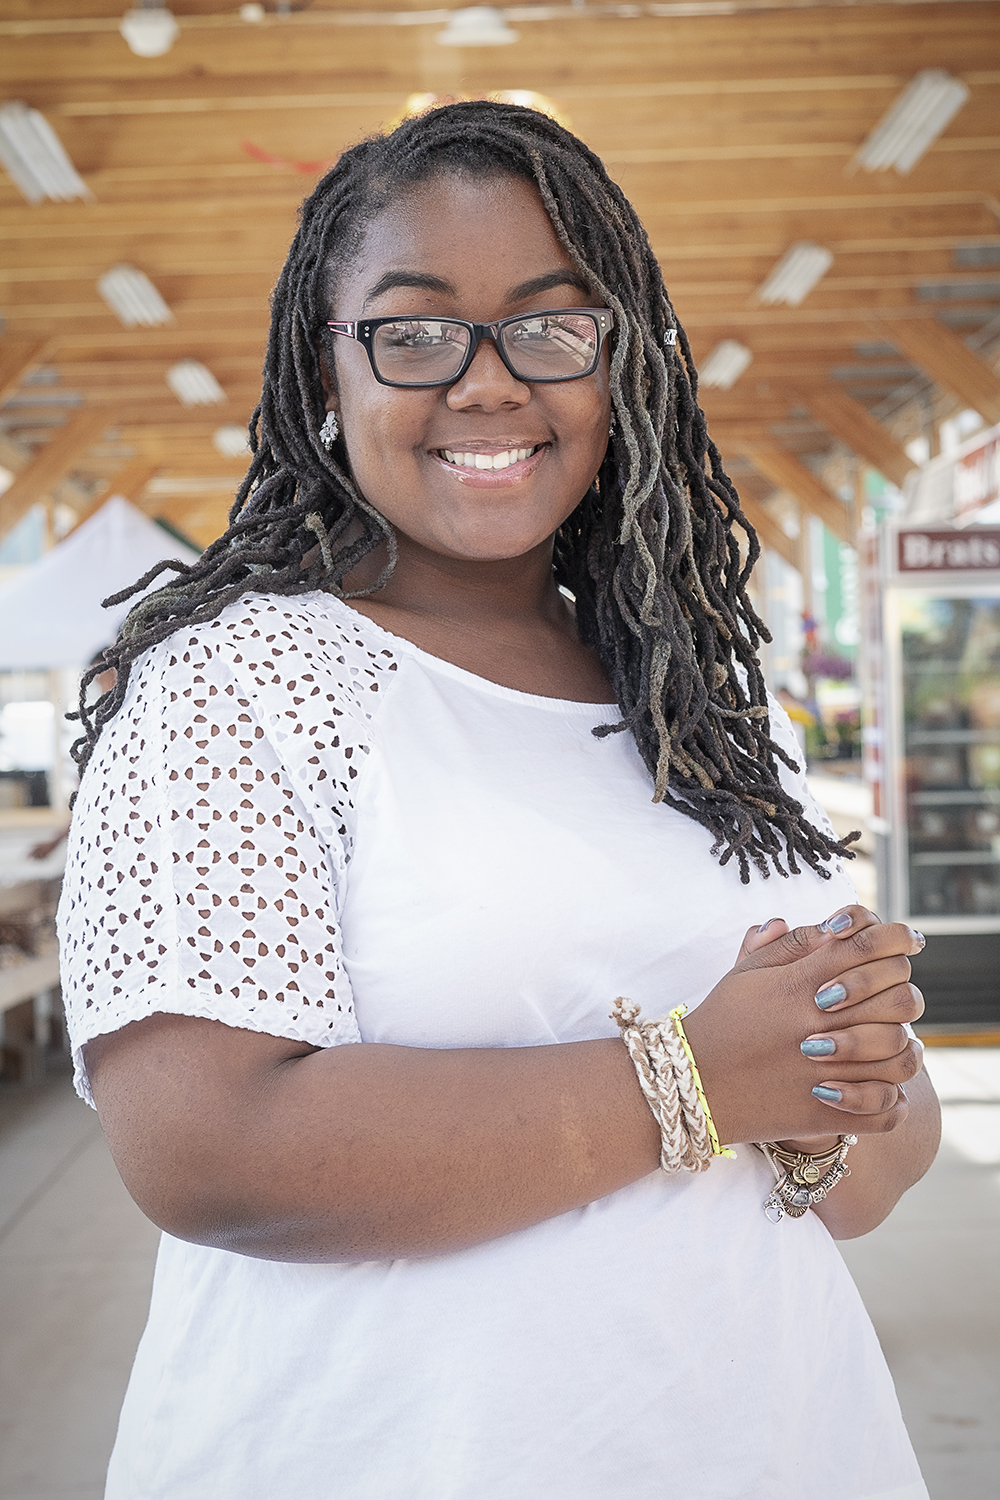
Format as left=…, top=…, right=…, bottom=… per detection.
left=326, top=173, right=612, bottom=565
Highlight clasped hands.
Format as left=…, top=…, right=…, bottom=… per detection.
left=681, top=905, right=926, bottom=1149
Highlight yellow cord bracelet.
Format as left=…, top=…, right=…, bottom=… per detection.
left=668, top=1004, right=737, bottom=1160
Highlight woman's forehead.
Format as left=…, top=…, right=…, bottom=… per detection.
left=339, top=174, right=576, bottom=305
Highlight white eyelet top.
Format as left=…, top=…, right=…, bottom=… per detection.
left=57, top=592, right=926, bottom=1500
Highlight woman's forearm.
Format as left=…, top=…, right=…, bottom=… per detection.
left=86, top=910, right=939, bottom=1262
left=87, top=1014, right=662, bottom=1262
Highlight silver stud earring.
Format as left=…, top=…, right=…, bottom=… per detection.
left=609, top=413, right=617, bottom=439
left=319, top=410, right=340, bottom=449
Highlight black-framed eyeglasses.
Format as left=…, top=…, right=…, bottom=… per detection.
left=325, top=308, right=614, bottom=388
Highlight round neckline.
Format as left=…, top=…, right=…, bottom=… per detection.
left=323, top=594, right=620, bottom=715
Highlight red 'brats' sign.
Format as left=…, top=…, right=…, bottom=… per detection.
left=898, top=528, right=1000, bottom=572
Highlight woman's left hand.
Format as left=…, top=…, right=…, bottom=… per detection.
left=737, top=913, right=940, bottom=1233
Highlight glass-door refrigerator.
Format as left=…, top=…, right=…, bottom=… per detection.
left=878, top=524, right=1000, bottom=1025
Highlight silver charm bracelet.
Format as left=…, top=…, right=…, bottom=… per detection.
left=755, top=1135, right=858, bottom=1223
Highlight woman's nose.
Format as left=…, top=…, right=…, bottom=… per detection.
left=445, top=336, right=530, bottom=412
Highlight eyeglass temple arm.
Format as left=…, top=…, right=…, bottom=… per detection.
left=327, top=322, right=357, bottom=337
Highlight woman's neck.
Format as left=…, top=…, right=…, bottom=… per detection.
left=342, top=533, right=615, bottom=704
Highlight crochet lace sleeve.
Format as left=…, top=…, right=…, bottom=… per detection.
left=58, top=610, right=366, bottom=1105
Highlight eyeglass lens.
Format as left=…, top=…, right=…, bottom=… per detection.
left=371, top=313, right=600, bottom=384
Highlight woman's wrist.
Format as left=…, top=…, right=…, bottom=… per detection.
left=773, top=1134, right=843, bottom=1153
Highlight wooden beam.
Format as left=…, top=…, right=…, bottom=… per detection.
left=794, top=387, right=915, bottom=489
left=738, top=442, right=853, bottom=544
left=736, top=491, right=798, bottom=569
left=0, top=410, right=102, bottom=541
left=105, top=459, right=160, bottom=505
left=0, top=338, right=49, bottom=404
left=65, top=459, right=162, bottom=536
left=880, top=317, right=1000, bottom=429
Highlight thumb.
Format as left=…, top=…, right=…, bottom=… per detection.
left=735, top=917, right=790, bottom=964
left=735, top=904, right=880, bottom=974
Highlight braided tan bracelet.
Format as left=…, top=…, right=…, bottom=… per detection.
left=611, top=998, right=732, bottom=1174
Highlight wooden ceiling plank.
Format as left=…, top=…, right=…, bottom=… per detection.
left=794, top=387, right=916, bottom=489
left=737, top=441, right=853, bottom=544
left=880, top=317, right=1000, bottom=428
left=0, top=409, right=105, bottom=541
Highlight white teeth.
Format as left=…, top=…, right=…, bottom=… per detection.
left=442, top=446, right=537, bottom=470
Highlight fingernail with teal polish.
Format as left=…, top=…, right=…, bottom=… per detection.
left=758, top=917, right=780, bottom=932
left=815, top=982, right=847, bottom=1010
left=819, top=911, right=852, bottom=935
left=812, top=1085, right=843, bottom=1103
left=801, top=1037, right=837, bottom=1057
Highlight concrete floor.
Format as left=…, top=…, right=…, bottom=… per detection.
left=0, top=1051, right=997, bottom=1500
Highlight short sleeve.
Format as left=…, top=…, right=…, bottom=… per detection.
left=58, top=609, right=366, bottom=1106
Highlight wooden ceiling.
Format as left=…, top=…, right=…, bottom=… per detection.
left=1, top=0, right=999, bottom=552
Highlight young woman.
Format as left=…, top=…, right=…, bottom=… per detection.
left=59, top=101, right=938, bottom=1500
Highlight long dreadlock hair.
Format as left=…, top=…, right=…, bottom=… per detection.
left=72, top=99, right=855, bottom=882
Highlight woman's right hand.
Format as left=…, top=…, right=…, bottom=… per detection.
left=680, top=906, right=926, bottom=1147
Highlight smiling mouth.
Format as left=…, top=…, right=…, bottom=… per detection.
left=439, top=445, right=543, bottom=472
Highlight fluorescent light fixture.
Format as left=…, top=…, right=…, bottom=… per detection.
left=0, top=101, right=92, bottom=204
left=120, top=4, right=179, bottom=58
left=98, top=263, right=173, bottom=328
left=437, top=8, right=518, bottom=46
left=757, top=242, right=833, bottom=307
left=699, top=339, right=752, bottom=390
left=167, top=360, right=226, bottom=406
left=213, top=424, right=252, bottom=458
left=851, top=69, right=969, bottom=176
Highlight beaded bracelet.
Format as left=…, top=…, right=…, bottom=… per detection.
left=611, top=998, right=734, bottom=1174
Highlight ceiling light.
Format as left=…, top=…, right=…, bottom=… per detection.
left=851, top=69, right=969, bottom=176
left=98, top=263, right=173, bottom=327
left=437, top=8, right=518, bottom=46
left=239, top=3, right=266, bottom=20
left=120, top=4, right=179, bottom=58
left=213, top=424, right=251, bottom=458
left=699, top=340, right=753, bottom=390
left=757, top=243, right=833, bottom=307
left=0, top=101, right=92, bottom=204
left=167, top=360, right=226, bottom=406
left=492, top=90, right=570, bottom=128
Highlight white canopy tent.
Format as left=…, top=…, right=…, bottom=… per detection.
left=0, top=496, right=200, bottom=671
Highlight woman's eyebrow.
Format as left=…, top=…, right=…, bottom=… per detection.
left=362, top=271, right=456, bottom=307
left=506, top=270, right=592, bottom=302
left=360, top=267, right=591, bottom=310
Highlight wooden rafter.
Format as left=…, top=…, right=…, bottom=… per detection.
left=735, top=492, right=799, bottom=569
left=0, top=339, right=50, bottom=406
left=737, top=443, right=853, bottom=545
left=0, top=1, right=997, bottom=548
left=0, top=411, right=103, bottom=541
left=794, top=388, right=915, bottom=489
left=879, top=318, right=1000, bottom=429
